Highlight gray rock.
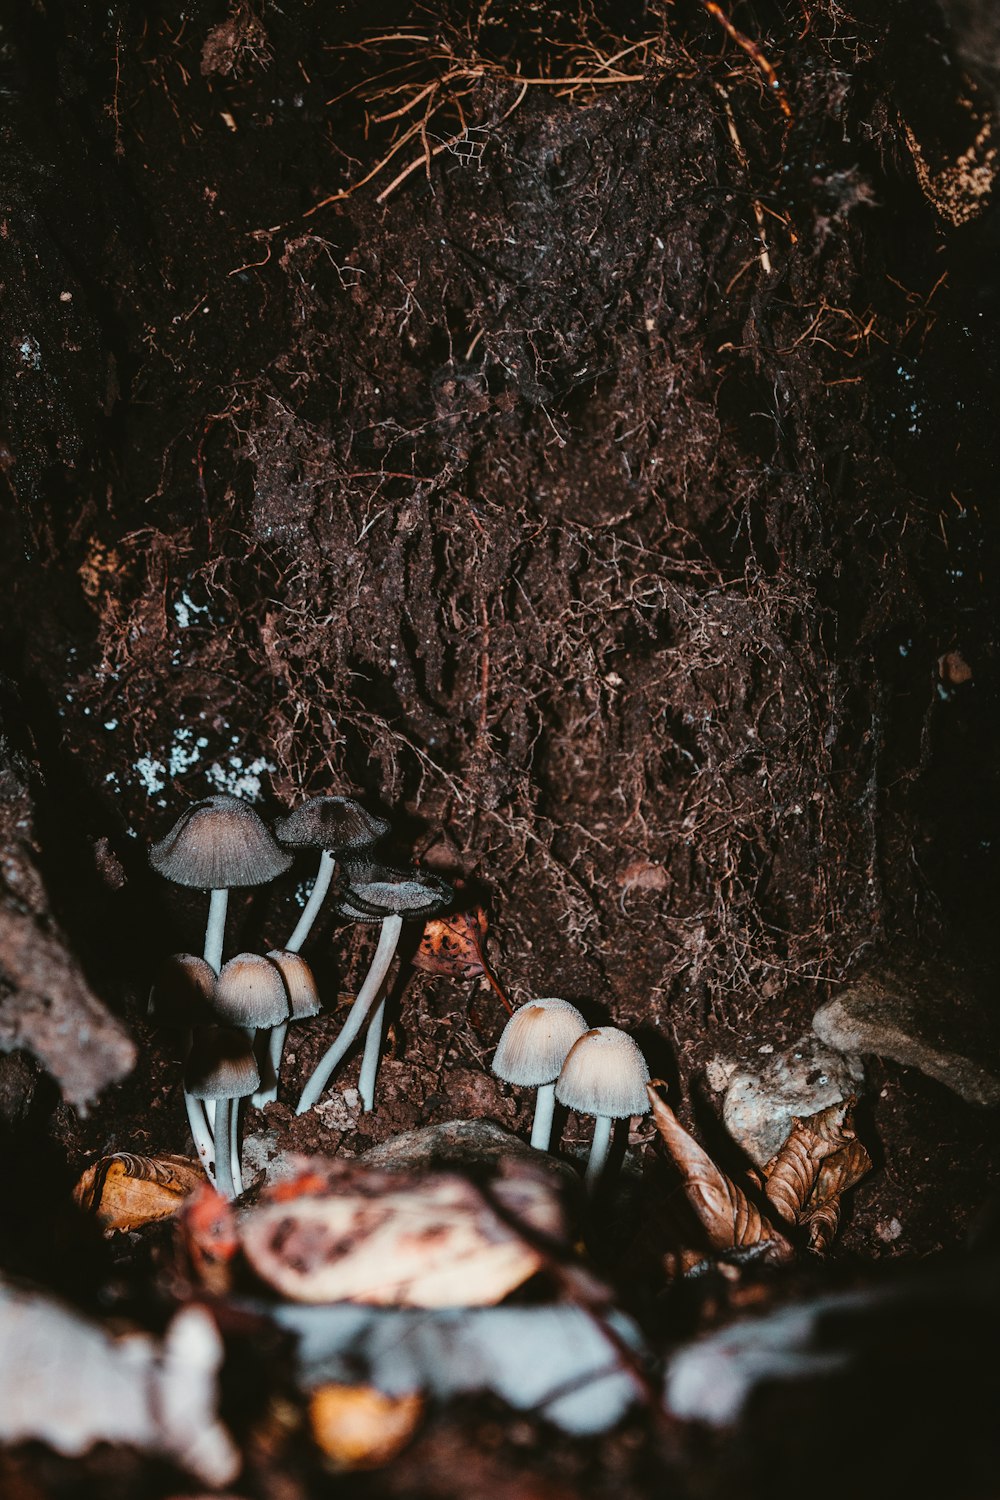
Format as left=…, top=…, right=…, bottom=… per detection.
left=722, top=1036, right=865, bottom=1167
left=813, top=972, right=1000, bottom=1107
left=359, top=1117, right=579, bottom=1190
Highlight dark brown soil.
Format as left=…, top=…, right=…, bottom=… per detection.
left=1, top=0, right=999, bottom=1495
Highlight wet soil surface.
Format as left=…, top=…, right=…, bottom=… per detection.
left=1, top=0, right=999, bottom=1495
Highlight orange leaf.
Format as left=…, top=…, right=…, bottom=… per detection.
left=413, top=908, right=512, bottom=1014
left=73, top=1153, right=205, bottom=1233
left=309, top=1384, right=423, bottom=1469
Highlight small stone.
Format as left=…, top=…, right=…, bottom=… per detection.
left=705, top=1056, right=737, bottom=1094
left=813, top=968, right=1000, bottom=1108
left=722, top=1035, right=865, bottom=1167
left=876, top=1217, right=903, bottom=1243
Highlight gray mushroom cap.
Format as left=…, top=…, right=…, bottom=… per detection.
left=184, top=1026, right=261, bottom=1099
left=274, top=796, right=390, bottom=852
left=149, top=794, right=292, bottom=890
left=148, top=953, right=217, bottom=1024
left=555, top=1026, right=651, bottom=1119
left=213, top=953, right=291, bottom=1028
left=492, top=998, right=588, bottom=1087
left=335, top=859, right=453, bottom=922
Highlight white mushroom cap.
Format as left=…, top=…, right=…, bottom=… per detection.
left=492, top=998, right=588, bottom=1087
left=555, top=1026, right=651, bottom=1119
left=265, top=950, right=322, bottom=1020
left=149, top=794, right=292, bottom=890
left=213, top=953, right=290, bottom=1028
left=185, top=1026, right=261, bottom=1099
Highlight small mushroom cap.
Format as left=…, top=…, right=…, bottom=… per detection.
left=213, top=953, right=290, bottom=1028
left=149, top=794, right=292, bottom=890
left=274, top=796, right=390, bottom=852
left=336, top=859, right=453, bottom=922
left=185, top=1026, right=260, bottom=1099
left=266, top=950, right=322, bottom=1020
left=492, top=998, right=588, bottom=1087
left=555, top=1026, right=651, bottom=1119
left=148, top=953, right=217, bottom=1024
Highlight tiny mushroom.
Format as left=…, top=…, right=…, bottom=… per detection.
left=184, top=1026, right=260, bottom=1200
left=275, top=797, right=391, bottom=954
left=149, top=794, right=292, bottom=973
left=296, top=859, right=453, bottom=1117
left=492, top=998, right=588, bottom=1151
left=209, top=954, right=291, bottom=1194
left=555, top=1026, right=651, bottom=1192
left=250, top=950, right=322, bottom=1108
left=148, top=953, right=220, bottom=1180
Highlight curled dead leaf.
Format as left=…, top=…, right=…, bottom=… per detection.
left=647, top=1083, right=793, bottom=1264
left=74, top=1153, right=205, bottom=1233
left=763, top=1120, right=840, bottom=1225
left=308, top=1384, right=423, bottom=1469
left=412, top=908, right=512, bottom=1014
left=240, top=1158, right=565, bottom=1307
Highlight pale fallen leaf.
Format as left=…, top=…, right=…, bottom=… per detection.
left=74, top=1153, right=205, bottom=1233
left=0, top=1280, right=238, bottom=1485
left=240, top=1158, right=565, bottom=1307
left=647, top=1082, right=793, bottom=1263
left=309, top=1384, right=423, bottom=1468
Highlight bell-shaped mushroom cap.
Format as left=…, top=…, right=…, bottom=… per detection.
left=213, top=953, right=290, bottom=1028
left=492, top=998, right=588, bottom=1087
left=335, top=859, right=453, bottom=922
left=185, top=1026, right=260, bottom=1099
left=149, top=794, right=292, bottom=890
left=149, top=953, right=217, bottom=1024
left=274, top=796, right=390, bottom=853
left=266, top=950, right=322, bottom=1020
left=555, top=1026, right=651, bottom=1119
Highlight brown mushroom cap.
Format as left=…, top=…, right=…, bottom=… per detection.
left=149, top=794, right=292, bottom=890
left=184, top=1026, right=260, bottom=1099
left=213, top=953, right=291, bottom=1028
left=148, top=953, right=217, bottom=1024
left=265, top=950, right=322, bottom=1020
left=274, top=796, right=390, bottom=852
left=492, top=998, right=588, bottom=1087
left=554, top=1026, right=651, bottom=1119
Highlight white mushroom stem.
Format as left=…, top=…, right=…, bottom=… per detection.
left=296, top=914, right=403, bottom=1115
left=250, top=1023, right=286, bottom=1109
left=358, top=995, right=387, bottom=1113
left=286, top=850, right=336, bottom=953
left=230, top=1101, right=243, bottom=1197
left=530, top=1083, right=557, bottom=1151
left=585, top=1115, right=614, bottom=1191
left=203, top=888, right=229, bottom=974
left=214, top=1099, right=236, bottom=1199
left=184, top=1092, right=217, bottom=1183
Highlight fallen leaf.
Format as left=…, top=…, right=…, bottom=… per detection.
left=240, top=1157, right=565, bottom=1307
left=0, top=1280, right=238, bottom=1486
left=762, top=1120, right=840, bottom=1224
left=648, top=1083, right=793, bottom=1263
left=803, top=1136, right=872, bottom=1250
left=179, top=1183, right=240, bottom=1295
left=309, top=1384, right=423, bottom=1468
left=762, top=1100, right=872, bottom=1251
left=412, top=908, right=512, bottom=1013
left=73, top=1153, right=205, bottom=1233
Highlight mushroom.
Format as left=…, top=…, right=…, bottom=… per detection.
left=149, top=794, right=292, bottom=973
left=209, top=953, right=291, bottom=1193
left=296, top=859, right=453, bottom=1116
left=148, top=953, right=219, bottom=1180
left=491, top=998, right=588, bottom=1150
left=250, top=950, right=321, bottom=1108
left=275, top=797, right=390, bottom=953
left=184, top=1027, right=260, bottom=1200
left=555, top=1026, right=651, bottom=1192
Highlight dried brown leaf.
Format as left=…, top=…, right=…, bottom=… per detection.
left=412, top=908, right=513, bottom=1013
left=73, top=1153, right=205, bottom=1233
left=762, top=1121, right=840, bottom=1225
left=647, top=1083, right=793, bottom=1263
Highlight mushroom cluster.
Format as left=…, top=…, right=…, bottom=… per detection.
left=492, top=1005, right=650, bottom=1192
left=148, top=793, right=453, bottom=1197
